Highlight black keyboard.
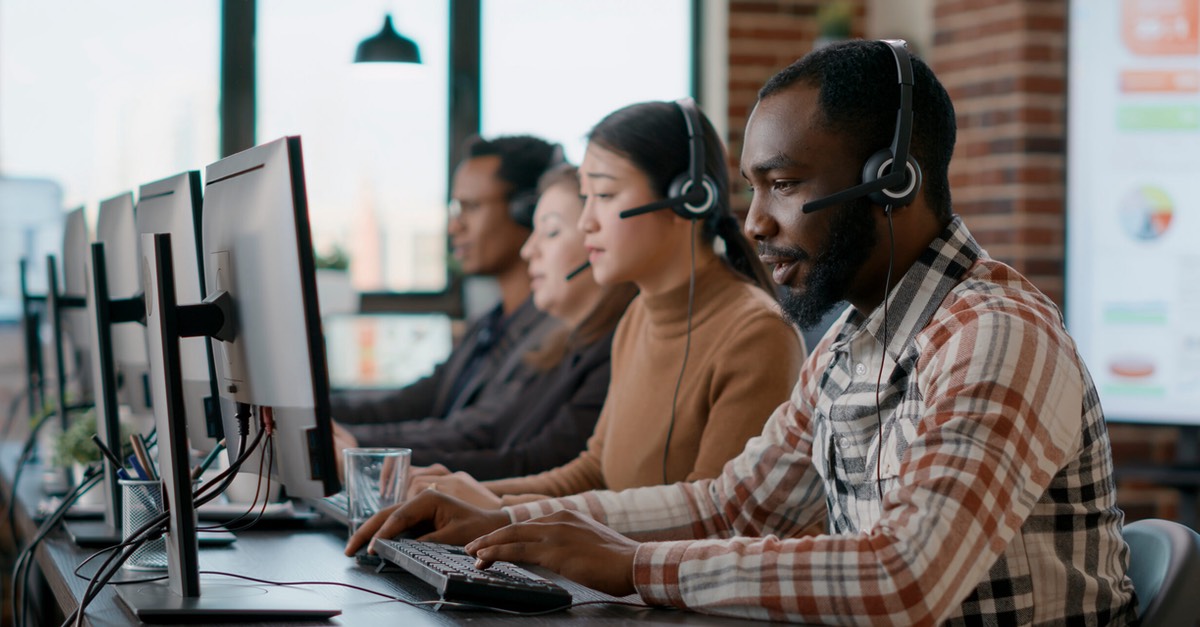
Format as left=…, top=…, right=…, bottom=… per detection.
left=372, top=538, right=572, bottom=612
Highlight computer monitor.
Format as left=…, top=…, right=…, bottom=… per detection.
left=135, top=172, right=226, bottom=453
left=117, top=137, right=338, bottom=620
left=95, top=193, right=154, bottom=420
left=70, top=192, right=153, bottom=546
left=48, top=207, right=92, bottom=432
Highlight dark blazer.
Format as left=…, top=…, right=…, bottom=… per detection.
left=331, top=298, right=554, bottom=425
left=335, top=326, right=614, bottom=481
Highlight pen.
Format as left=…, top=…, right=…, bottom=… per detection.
left=192, top=440, right=227, bottom=481
left=130, top=434, right=157, bottom=481
left=90, top=434, right=131, bottom=480
left=127, top=454, right=150, bottom=480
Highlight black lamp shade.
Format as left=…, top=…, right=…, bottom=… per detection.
left=354, top=15, right=421, bottom=64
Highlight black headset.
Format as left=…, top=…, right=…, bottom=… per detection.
left=618, top=98, right=718, bottom=221
left=508, top=143, right=567, bottom=228
left=802, top=39, right=922, bottom=215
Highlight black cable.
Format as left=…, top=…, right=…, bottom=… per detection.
left=198, top=570, right=655, bottom=616
left=875, top=208, right=896, bottom=503
left=12, top=465, right=101, bottom=627
left=662, top=219, right=699, bottom=485
left=199, top=432, right=274, bottom=532
left=6, top=408, right=57, bottom=532
left=67, top=420, right=268, bottom=626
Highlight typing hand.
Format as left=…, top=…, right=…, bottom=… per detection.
left=408, top=470, right=502, bottom=509
left=465, top=509, right=639, bottom=597
left=344, top=489, right=510, bottom=557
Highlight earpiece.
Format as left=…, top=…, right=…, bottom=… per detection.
left=508, top=144, right=567, bottom=228
left=802, top=40, right=923, bottom=215
left=619, top=98, right=718, bottom=221
left=862, top=149, right=922, bottom=210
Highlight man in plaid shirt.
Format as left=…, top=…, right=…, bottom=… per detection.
left=349, top=41, right=1138, bottom=625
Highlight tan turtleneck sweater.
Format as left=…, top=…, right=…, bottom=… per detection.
left=486, top=257, right=806, bottom=504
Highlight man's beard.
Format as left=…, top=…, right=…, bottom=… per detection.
left=778, top=196, right=877, bottom=330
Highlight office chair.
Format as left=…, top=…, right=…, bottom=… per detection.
left=1122, top=518, right=1200, bottom=625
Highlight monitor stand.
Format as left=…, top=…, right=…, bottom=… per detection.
left=66, top=520, right=237, bottom=548
left=116, top=234, right=338, bottom=622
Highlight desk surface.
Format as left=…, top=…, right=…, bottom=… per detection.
left=2, top=443, right=766, bottom=626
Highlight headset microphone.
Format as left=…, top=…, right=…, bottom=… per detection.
left=801, top=40, right=922, bottom=215
left=564, top=260, right=591, bottom=281
left=617, top=98, right=718, bottom=221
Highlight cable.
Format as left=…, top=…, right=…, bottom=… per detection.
left=875, top=207, right=896, bottom=503
left=198, top=570, right=655, bottom=616
left=66, top=417, right=268, bottom=626
left=12, top=465, right=101, bottom=627
left=662, top=219, right=699, bottom=485
left=6, top=408, right=57, bottom=533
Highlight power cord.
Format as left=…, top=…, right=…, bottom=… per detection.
left=662, top=219, right=698, bottom=485
left=195, top=570, right=656, bottom=617
left=65, top=413, right=268, bottom=626
left=6, top=408, right=59, bottom=532
left=11, top=464, right=101, bottom=627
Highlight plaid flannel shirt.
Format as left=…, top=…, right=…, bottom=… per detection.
left=506, top=217, right=1138, bottom=625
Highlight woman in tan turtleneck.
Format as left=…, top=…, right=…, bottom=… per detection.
left=401, top=100, right=806, bottom=508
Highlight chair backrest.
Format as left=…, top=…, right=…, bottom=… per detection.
left=1122, top=518, right=1200, bottom=625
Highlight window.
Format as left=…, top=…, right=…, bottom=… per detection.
left=258, top=1, right=451, bottom=293
left=0, top=0, right=219, bottom=212
left=480, top=0, right=693, bottom=162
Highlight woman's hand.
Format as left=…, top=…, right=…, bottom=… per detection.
left=345, top=489, right=511, bottom=556
left=408, top=470, right=503, bottom=509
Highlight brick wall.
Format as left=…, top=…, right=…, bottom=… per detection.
left=724, top=0, right=1189, bottom=525
left=932, top=0, right=1068, bottom=303
left=725, top=0, right=865, bottom=221
left=930, top=0, right=1184, bottom=525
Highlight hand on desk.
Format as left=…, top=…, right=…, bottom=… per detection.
left=344, top=489, right=510, bottom=557
left=466, top=510, right=639, bottom=597
left=407, top=464, right=502, bottom=509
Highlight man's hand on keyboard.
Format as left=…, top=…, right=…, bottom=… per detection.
left=464, top=509, right=638, bottom=597
left=344, top=489, right=510, bottom=557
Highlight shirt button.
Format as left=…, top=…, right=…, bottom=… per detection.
left=838, top=435, right=849, bottom=448
left=854, top=362, right=867, bottom=376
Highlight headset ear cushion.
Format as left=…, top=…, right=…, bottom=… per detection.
left=667, top=172, right=718, bottom=219
left=508, top=190, right=537, bottom=228
left=863, top=150, right=922, bottom=208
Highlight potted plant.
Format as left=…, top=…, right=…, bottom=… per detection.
left=314, top=244, right=357, bottom=315
left=815, top=0, right=854, bottom=48
left=54, top=410, right=134, bottom=504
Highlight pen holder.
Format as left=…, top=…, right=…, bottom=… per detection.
left=119, top=479, right=167, bottom=571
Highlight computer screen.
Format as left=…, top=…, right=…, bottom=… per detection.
left=323, top=312, right=452, bottom=390
left=95, top=192, right=153, bottom=419
left=136, top=172, right=226, bottom=452
left=54, top=207, right=94, bottom=407
left=1066, top=1, right=1200, bottom=425
left=201, top=136, right=338, bottom=499
left=123, top=136, right=338, bottom=619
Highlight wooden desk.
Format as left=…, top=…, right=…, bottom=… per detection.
left=2, top=443, right=766, bottom=626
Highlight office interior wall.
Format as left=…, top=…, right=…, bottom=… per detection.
left=724, top=0, right=866, bottom=223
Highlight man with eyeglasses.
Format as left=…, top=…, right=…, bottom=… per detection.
left=331, top=135, right=561, bottom=470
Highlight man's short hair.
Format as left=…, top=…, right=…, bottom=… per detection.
left=759, top=40, right=957, bottom=222
left=462, top=135, right=560, bottom=204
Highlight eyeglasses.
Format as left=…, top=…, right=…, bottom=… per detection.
left=448, top=196, right=509, bottom=220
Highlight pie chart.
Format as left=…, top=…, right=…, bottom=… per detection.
left=1120, top=185, right=1174, bottom=241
